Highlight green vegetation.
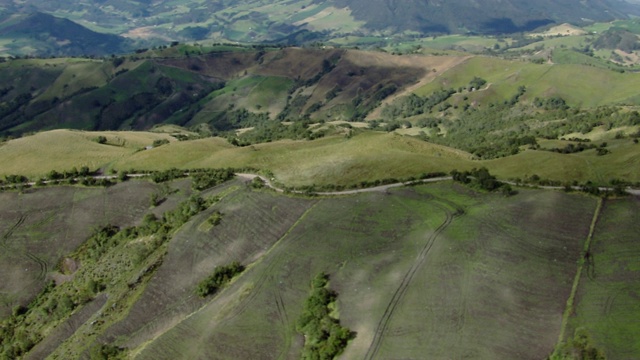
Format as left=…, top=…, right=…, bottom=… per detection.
left=296, top=272, right=353, bottom=360
left=191, top=168, right=236, bottom=190
left=195, top=261, right=245, bottom=297
left=206, top=211, right=223, bottom=226
left=450, top=167, right=507, bottom=192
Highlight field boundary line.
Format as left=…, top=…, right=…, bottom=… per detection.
left=218, top=200, right=322, bottom=322
left=555, top=198, right=603, bottom=351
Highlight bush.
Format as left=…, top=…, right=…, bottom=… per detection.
left=207, top=211, right=223, bottom=226
left=196, top=261, right=245, bottom=297
left=191, top=168, right=235, bottom=190
left=151, top=139, right=170, bottom=147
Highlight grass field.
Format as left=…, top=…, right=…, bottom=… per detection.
left=565, top=197, right=640, bottom=359
left=0, top=130, right=172, bottom=176
left=414, top=56, right=640, bottom=107
left=108, top=131, right=475, bottom=186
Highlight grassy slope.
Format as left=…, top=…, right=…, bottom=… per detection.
left=95, top=184, right=317, bottom=359
left=2, top=129, right=640, bottom=186
left=110, top=131, right=475, bottom=185
left=415, top=56, right=640, bottom=106
left=372, top=186, right=596, bottom=359
left=128, top=183, right=596, bottom=359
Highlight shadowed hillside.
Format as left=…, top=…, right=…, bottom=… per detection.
left=0, top=12, right=132, bottom=56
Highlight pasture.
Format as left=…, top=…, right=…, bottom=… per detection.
left=414, top=56, right=640, bottom=107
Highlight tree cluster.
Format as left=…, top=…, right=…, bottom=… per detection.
left=296, top=272, right=354, bottom=360
left=451, top=168, right=507, bottom=193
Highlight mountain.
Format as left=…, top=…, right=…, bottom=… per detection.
left=330, top=0, right=640, bottom=34
left=2, top=0, right=639, bottom=49
left=0, top=12, right=132, bottom=56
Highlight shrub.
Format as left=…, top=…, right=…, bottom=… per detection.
left=196, top=261, right=245, bottom=297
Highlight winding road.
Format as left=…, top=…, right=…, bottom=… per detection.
left=2, top=172, right=639, bottom=197
left=235, top=173, right=640, bottom=197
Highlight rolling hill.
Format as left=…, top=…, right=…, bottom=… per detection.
left=331, top=0, right=640, bottom=34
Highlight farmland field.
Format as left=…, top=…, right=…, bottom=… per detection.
left=2, top=174, right=638, bottom=359
left=115, top=182, right=599, bottom=359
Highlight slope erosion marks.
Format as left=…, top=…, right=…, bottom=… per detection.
left=24, top=252, right=48, bottom=281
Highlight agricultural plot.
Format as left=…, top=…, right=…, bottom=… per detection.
left=0, top=180, right=186, bottom=320
left=50, top=182, right=318, bottom=357
left=128, top=183, right=598, bottom=359
left=566, top=197, right=640, bottom=359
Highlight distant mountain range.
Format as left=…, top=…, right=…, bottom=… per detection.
left=331, top=0, right=640, bottom=33
left=0, top=12, right=132, bottom=56
left=0, top=0, right=639, bottom=56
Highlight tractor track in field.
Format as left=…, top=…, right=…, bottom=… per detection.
left=274, top=287, right=292, bottom=360
left=24, top=252, right=48, bottom=281
left=364, top=197, right=464, bottom=360
left=1, top=214, right=27, bottom=247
